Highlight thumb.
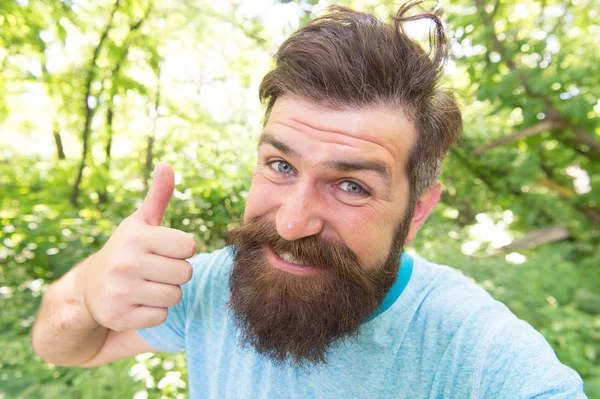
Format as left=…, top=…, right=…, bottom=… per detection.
left=135, top=162, right=175, bottom=226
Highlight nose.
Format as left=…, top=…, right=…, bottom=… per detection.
left=275, top=182, right=324, bottom=241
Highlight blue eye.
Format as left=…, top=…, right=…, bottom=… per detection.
left=269, top=160, right=293, bottom=175
left=339, top=181, right=367, bottom=195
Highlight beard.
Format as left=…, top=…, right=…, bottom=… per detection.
left=225, top=214, right=411, bottom=367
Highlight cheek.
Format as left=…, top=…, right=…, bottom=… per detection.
left=244, top=175, right=279, bottom=222
left=333, top=207, right=397, bottom=268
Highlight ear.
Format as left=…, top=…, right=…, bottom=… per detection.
left=405, top=181, right=442, bottom=244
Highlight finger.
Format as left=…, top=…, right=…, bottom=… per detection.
left=134, top=162, right=175, bottom=226
left=130, top=306, right=169, bottom=329
left=132, top=281, right=183, bottom=308
left=138, top=254, right=193, bottom=285
left=145, top=226, right=197, bottom=259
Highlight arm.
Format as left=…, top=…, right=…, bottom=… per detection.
left=31, top=258, right=159, bottom=367
left=31, top=163, right=195, bottom=367
left=79, top=330, right=159, bottom=368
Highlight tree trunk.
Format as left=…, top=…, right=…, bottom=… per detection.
left=98, top=98, right=115, bottom=205
left=53, top=121, right=66, bottom=160
left=42, top=46, right=66, bottom=162
left=144, top=134, right=156, bottom=189
left=70, top=0, right=121, bottom=206
left=105, top=101, right=114, bottom=164
left=143, top=68, right=162, bottom=190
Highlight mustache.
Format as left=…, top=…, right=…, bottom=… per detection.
left=226, top=217, right=360, bottom=272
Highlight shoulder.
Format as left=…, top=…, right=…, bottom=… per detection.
left=408, top=255, right=506, bottom=328
left=399, top=255, right=511, bottom=365
left=406, top=256, right=585, bottom=398
left=474, top=316, right=586, bottom=398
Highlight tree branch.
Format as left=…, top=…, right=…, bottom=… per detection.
left=452, top=145, right=559, bottom=226
left=500, top=226, right=570, bottom=252
left=537, top=154, right=600, bottom=226
left=471, top=120, right=562, bottom=156
left=473, top=0, right=600, bottom=161
left=570, top=125, right=600, bottom=160
left=536, top=179, right=600, bottom=226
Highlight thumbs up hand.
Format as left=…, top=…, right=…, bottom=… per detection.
left=77, top=162, right=196, bottom=332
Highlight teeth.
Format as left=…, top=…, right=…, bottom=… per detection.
left=279, top=252, right=305, bottom=265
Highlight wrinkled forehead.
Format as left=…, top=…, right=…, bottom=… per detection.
left=266, top=95, right=415, bottom=127
left=263, top=95, right=417, bottom=174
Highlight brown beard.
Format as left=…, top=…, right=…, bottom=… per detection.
left=226, top=215, right=411, bottom=367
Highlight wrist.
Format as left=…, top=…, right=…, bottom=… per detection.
left=62, top=255, right=101, bottom=331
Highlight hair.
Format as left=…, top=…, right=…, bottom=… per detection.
left=259, top=1, right=462, bottom=203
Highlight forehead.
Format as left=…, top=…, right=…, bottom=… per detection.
left=262, top=96, right=416, bottom=178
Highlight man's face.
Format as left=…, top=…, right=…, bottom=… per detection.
left=227, top=96, right=425, bottom=366
left=246, top=96, right=417, bottom=264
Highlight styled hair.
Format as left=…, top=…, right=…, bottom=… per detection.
left=259, top=1, right=462, bottom=202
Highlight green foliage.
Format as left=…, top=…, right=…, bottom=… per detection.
left=1, top=0, right=599, bottom=398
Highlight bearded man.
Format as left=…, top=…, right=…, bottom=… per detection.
left=32, top=3, right=586, bottom=398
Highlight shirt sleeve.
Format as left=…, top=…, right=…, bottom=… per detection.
left=136, top=253, right=211, bottom=353
left=474, top=317, right=587, bottom=398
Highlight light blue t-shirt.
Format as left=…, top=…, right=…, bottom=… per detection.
left=138, top=248, right=586, bottom=398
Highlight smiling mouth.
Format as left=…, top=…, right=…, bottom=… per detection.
left=264, top=246, right=324, bottom=276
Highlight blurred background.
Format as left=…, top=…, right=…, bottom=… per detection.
left=0, top=0, right=598, bottom=397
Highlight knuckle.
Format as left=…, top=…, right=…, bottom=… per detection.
left=181, top=262, right=193, bottom=283
left=107, top=252, right=132, bottom=274
left=168, top=286, right=182, bottom=306
left=188, top=239, right=197, bottom=257
left=157, top=308, right=168, bottom=324
left=107, top=284, right=130, bottom=303
left=150, top=308, right=168, bottom=326
left=143, top=308, right=168, bottom=328
left=125, top=229, right=144, bottom=247
left=104, top=309, right=126, bottom=330
left=111, top=260, right=131, bottom=274
left=91, top=295, right=132, bottom=330
left=182, top=236, right=196, bottom=258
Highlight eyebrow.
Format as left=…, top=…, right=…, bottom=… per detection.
left=258, top=134, right=298, bottom=158
left=258, top=133, right=391, bottom=188
left=324, top=160, right=390, bottom=181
